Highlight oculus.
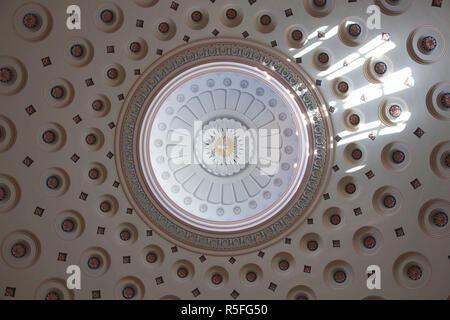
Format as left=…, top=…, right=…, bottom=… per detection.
left=116, top=39, right=332, bottom=254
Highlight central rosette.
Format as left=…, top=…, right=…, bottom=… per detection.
left=195, top=118, right=254, bottom=177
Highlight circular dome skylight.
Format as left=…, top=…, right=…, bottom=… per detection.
left=117, top=39, right=332, bottom=253
left=139, top=61, right=310, bottom=232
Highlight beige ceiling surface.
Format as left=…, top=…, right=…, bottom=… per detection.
left=0, top=0, right=449, bottom=300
